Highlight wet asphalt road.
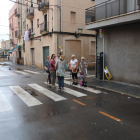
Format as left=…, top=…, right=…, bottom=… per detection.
left=0, top=64, right=140, bottom=140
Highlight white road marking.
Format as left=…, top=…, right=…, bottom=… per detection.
left=9, top=72, right=17, bottom=76
left=28, top=84, right=67, bottom=102
left=0, top=90, right=13, bottom=112
left=24, top=70, right=40, bottom=74
left=0, top=73, right=5, bottom=76
left=15, top=71, right=29, bottom=75
left=64, top=75, right=95, bottom=80
left=44, top=82, right=87, bottom=97
left=10, top=86, right=42, bottom=107
left=87, top=75, right=95, bottom=77
left=64, top=81, right=101, bottom=94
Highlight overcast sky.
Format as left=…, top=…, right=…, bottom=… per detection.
left=0, top=0, right=14, bottom=42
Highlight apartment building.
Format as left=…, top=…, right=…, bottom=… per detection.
left=21, top=0, right=96, bottom=67
left=9, top=3, right=18, bottom=63
left=86, top=0, right=140, bottom=85
left=1, top=40, right=10, bottom=56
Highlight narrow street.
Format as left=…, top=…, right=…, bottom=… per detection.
left=0, top=62, right=140, bottom=140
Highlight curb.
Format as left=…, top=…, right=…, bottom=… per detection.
left=89, top=85, right=140, bottom=100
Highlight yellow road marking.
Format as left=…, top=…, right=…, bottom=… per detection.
left=99, top=111, right=122, bottom=122
left=76, top=96, right=98, bottom=100
left=73, top=99, right=86, bottom=106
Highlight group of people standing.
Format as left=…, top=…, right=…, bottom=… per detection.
left=44, top=53, right=88, bottom=90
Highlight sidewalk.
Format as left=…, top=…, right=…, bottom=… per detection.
left=88, top=78, right=140, bottom=100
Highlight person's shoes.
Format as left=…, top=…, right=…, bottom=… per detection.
left=82, top=82, right=84, bottom=86
left=57, top=88, right=61, bottom=90
left=84, top=82, right=87, bottom=87
left=61, top=88, right=65, bottom=91
left=74, top=82, right=78, bottom=85
left=72, top=82, right=75, bottom=85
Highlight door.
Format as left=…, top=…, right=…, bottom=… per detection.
left=44, top=14, right=47, bottom=31
left=43, top=46, right=49, bottom=66
left=31, top=48, right=35, bottom=65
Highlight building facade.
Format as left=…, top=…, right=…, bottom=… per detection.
left=1, top=40, right=10, bottom=56
left=9, top=3, right=18, bottom=63
left=86, top=0, right=140, bottom=85
left=22, top=0, right=96, bottom=67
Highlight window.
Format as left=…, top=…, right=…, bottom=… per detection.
left=71, top=11, right=76, bottom=23
left=37, top=0, right=42, bottom=4
left=31, top=21, right=33, bottom=32
left=89, top=41, right=96, bottom=55
left=27, top=24, right=28, bottom=30
left=37, top=19, right=39, bottom=28
left=23, top=21, right=25, bottom=29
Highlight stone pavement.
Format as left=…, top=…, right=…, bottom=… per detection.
left=87, top=78, right=140, bottom=100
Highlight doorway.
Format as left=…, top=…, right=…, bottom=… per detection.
left=31, top=48, right=35, bottom=65
left=43, top=46, right=49, bottom=66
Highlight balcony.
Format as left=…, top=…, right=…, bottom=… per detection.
left=15, top=30, right=21, bottom=39
left=29, top=28, right=35, bottom=39
left=38, top=0, right=49, bottom=12
left=9, top=39, right=13, bottom=44
left=26, top=7, right=34, bottom=20
left=15, top=8, right=20, bottom=17
left=86, top=0, right=140, bottom=29
left=40, top=22, right=49, bottom=34
left=9, top=24, right=13, bottom=30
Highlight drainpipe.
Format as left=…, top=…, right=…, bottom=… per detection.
left=60, top=0, right=62, bottom=50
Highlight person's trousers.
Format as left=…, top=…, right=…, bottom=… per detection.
left=57, top=76, right=64, bottom=88
left=50, top=70, right=56, bottom=84
left=48, top=72, right=51, bottom=84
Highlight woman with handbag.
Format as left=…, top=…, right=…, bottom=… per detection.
left=56, top=56, right=68, bottom=90
left=79, top=57, right=88, bottom=87
left=44, top=55, right=51, bottom=84
left=68, top=54, right=79, bottom=85
left=50, top=54, right=56, bottom=87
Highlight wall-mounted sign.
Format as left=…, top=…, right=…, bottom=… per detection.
left=99, top=29, right=104, bottom=38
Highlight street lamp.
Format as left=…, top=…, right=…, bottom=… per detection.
left=75, top=27, right=83, bottom=38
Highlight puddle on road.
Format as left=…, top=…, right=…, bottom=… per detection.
left=23, top=76, right=31, bottom=78
left=22, top=87, right=38, bottom=96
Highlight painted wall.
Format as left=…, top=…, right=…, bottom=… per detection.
left=97, top=22, right=140, bottom=85
left=9, top=3, right=18, bottom=47
left=9, top=3, right=18, bottom=61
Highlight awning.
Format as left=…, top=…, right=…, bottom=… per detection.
left=9, top=45, right=21, bottom=53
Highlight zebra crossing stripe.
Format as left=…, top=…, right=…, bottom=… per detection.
left=0, top=73, right=5, bottom=76
left=15, top=71, right=29, bottom=75
left=24, top=70, right=40, bottom=74
left=64, top=81, right=101, bottom=94
left=44, top=82, right=87, bottom=97
left=0, top=90, right=13, bottom=112
left=28, top=84, right=67, bottom=102
left=10, top=86, right=42, bottom=107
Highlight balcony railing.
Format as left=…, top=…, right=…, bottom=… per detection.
left=15, top=30, right=21, bottom=39
left=86, top=0, right=140, bottom=24
left=40, top=22, right=49, bottom=34
left=9, top=39, right=13, bottom=44
left=9, top=24, right=13, bottom=30
left=26, top=7, right=34, bottom=20
left=38, top=0, right=49, bottom=11
left=15, top=8, right=20, bottom=17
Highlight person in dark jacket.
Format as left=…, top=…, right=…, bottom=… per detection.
left=44, top=55, right=51, bottom=84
